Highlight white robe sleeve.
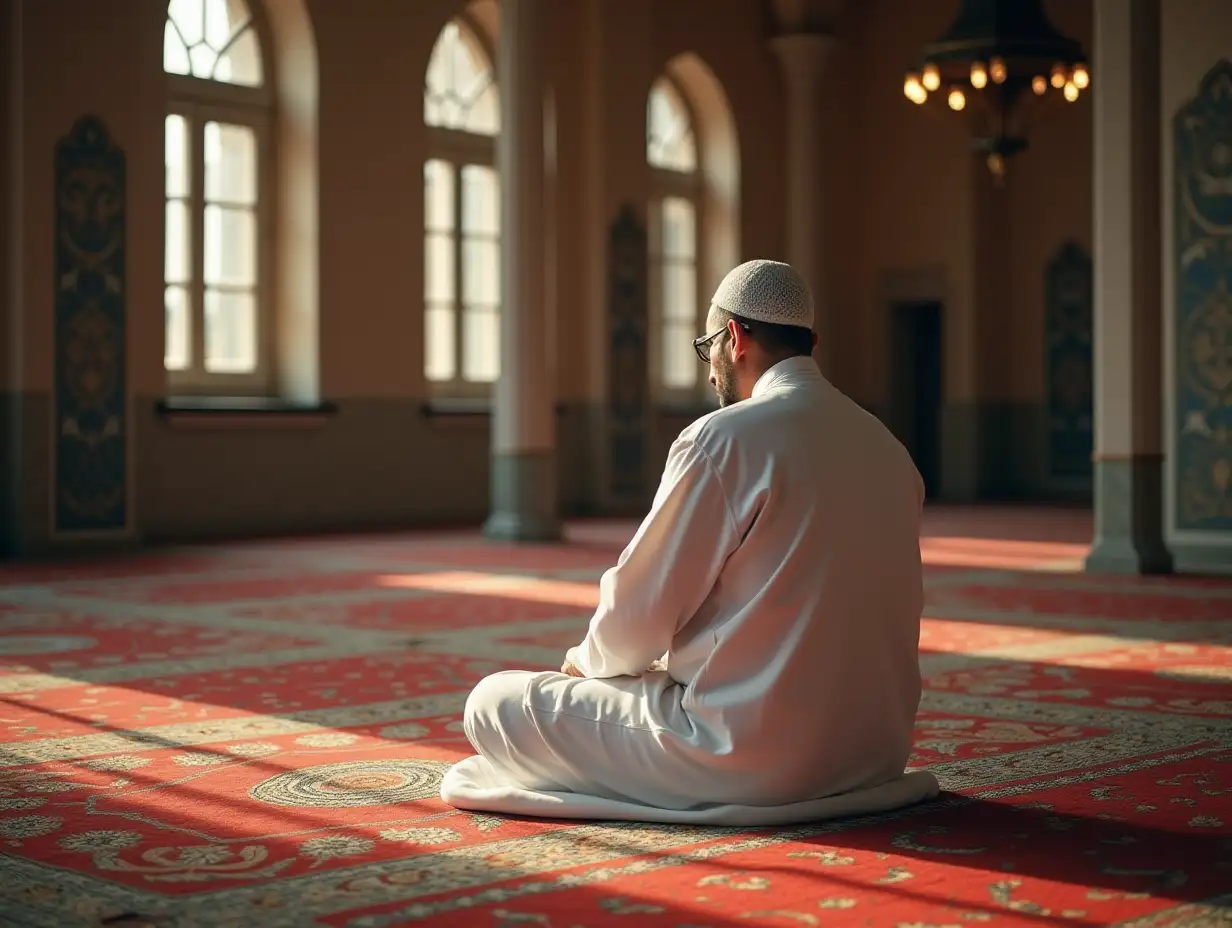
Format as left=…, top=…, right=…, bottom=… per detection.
left=565, top=438, right=740, bottom=679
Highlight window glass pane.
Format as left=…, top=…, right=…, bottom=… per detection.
left=165, top=115, right=190, bottom=198
left=461, top=165, right=499, bottom=236
left=189, top=41, right=218, bottom=77
left=462, top=307, right=500, bottom=382
left=204, top=288, right=257, bottom=372
left=661, top=197, right=695, bottom=260
left=165, top=200, right=191, bottom=284
left=424, top=159, right=455, bottom=233
left=424, top=20, right=500, bottom=136
left=163, top=20, right=191, bottom=75
left=213, top=24, right=263, bottom=87
left=204, top=0, right=239, bottom=49
left=468, top=81, right=501, bottom=135
left=662, top=322, right=696, bottom=389
left=204, top=122, right=257, bottom=205
left=425, top=232, right=455, bottom=303
left=165, top=285, right=190, bottom=370
left=647, top=78, right=697, bottom=172
left=662, top=260, right=696, bottom=323
left=168, top=0, right=204, bottom=46
left=462, top=238, right=500, bottom=305
left=425, top=304, right=456, bottom=381
left=166, top=0, right=263, bottom=86
left=204, top=205, right=256, bottom=287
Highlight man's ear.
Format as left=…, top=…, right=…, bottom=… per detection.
left=727, top=319, right=747, bottom=359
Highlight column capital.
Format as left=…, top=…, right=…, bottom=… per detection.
left=769, top=31, right=836, bottom=86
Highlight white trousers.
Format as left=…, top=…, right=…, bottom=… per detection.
left=441, top=670, right=940, bottom=826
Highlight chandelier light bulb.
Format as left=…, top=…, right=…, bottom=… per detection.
left=1051, top=65, right=1067, bottom=89
left=904, top=74, right=927, bottom=103
left=970, top=62, right=988, bottom=89
left=1063, top=81, right=1080, bottom=102
left=922, top=63, right=941, bottom=92
left=1032, top=75, right=1048, bottom=95
left=989, top=57, right=1007, bottom=84
left=1072, top=64, right=1090, bottom=89
left=948, top=87, right=966, bottom=111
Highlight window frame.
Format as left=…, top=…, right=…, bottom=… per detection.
left=422, top=15, right=502, bottom=400
left=164, top=18, right=277, bottom=397
left=647, top=76, right=707, bottom=404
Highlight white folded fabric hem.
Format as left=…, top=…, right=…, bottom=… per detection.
left=440, top=755, right=941, bottom=827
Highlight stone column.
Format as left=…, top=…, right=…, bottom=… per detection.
left=1085, top=0, right=1172, bottom=574
left=770, top=32, right=834, bottom=375
left=484, top=0, right=561, bottom=542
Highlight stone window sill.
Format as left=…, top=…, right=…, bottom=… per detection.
left=156, top=396, right=338, bottom=429
left=421, top=399, right=570, bottom=423
left=421, top=397, right=494, bottom=420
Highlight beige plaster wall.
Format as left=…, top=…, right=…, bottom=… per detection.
left=843, top=0, right=978, bottom=406
left=6, top=0, right=792, bottom=544
left=1005, top=0, right=1095, bottom=406
left=7, top=0, right=1101, bottom=549
left=838, top=0, right=1093, bottom=412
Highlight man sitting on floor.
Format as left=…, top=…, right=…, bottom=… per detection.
left=441, top=259, right=938, bottom=825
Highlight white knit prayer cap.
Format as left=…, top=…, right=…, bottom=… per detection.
left=710, top=259, right=814, bottom=331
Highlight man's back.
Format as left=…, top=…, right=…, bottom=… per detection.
left=445, top=261, right=942, bottom=824
left=666, top=356, right=925, bottom=803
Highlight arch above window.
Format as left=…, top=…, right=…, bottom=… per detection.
left=424, top=19, right=500, bottom=136
left=164, top=0, right=264, bottom=88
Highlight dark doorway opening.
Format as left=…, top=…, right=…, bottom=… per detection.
left=889, top=302, right=944, bottom=499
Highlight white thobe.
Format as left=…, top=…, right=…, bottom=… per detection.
left=442, top=357, right=939, bottom=824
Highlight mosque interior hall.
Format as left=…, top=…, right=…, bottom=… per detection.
left=2, top=0, right=1231, bottom=925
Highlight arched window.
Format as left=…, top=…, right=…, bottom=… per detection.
left=164, top=0, right=273, bottom=393
left=423, top=17, right=501, bottom=395
left=647, top=76, right=700, bottom=393
left=646, top=57, right=740, bottom=403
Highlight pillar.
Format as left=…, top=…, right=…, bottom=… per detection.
left=769, top=32, right=835, bottom=376
left=484, top=0, right=561, bottom=542
left=1086, top=0, right=1172, bottom=574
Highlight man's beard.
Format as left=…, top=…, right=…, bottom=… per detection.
left=713, top=354, right=740, bottom=407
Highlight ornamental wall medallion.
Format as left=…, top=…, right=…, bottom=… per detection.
left=1174, top=60, right=1232, bottom=530
left=53, top=116, right=128, bottom=534
left=1044, top=241, right=1093, bottom=484
left=606, top=205, right=650, bottom=509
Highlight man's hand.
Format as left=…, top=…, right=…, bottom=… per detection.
left=561, top=659, right=585, bottom=677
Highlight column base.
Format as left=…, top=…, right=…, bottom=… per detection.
left=1084, top=456, right=1173, bottom=575
left=484, top=450, right=561, bottom=543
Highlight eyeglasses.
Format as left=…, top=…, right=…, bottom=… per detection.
left=691, top=320, right=751, bottom=362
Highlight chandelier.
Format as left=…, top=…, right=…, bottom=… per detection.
left=903, top=0, right=1090, bottom=180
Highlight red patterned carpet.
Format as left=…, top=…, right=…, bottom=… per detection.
left=0, top=507, right=1229, bottom=928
